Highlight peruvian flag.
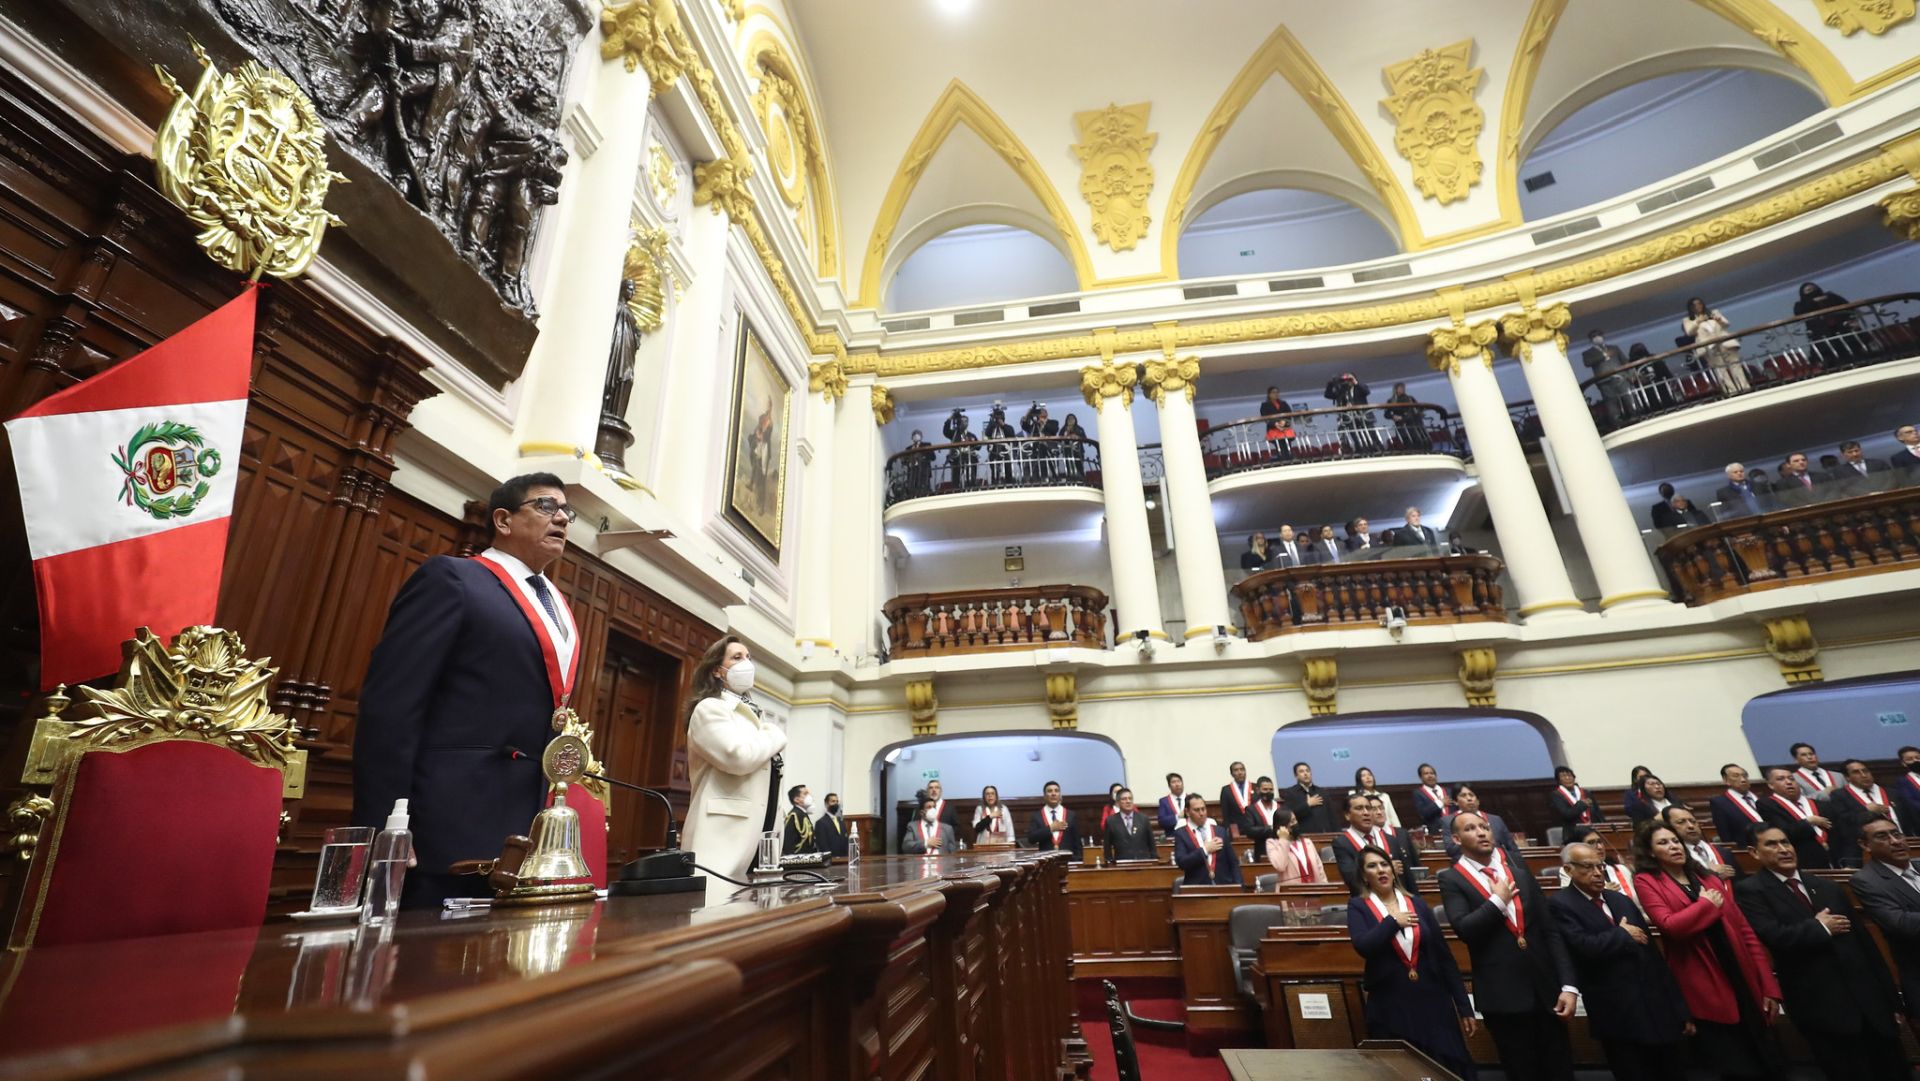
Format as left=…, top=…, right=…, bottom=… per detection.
left=5, top=288, right=255, bottom=688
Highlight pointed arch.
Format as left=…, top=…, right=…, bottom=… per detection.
left=857, top=80, right=1094, bottom=309
left=1494, top=0, right=1571, bottom=225
left=1688, top=0, right=1854, bottom=104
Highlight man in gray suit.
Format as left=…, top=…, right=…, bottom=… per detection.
left=902, top=793, right=958, bottom=854
left=1581, top=329, right=1632, bottom=426
left=1850, top=813, right=1920, bottom=1035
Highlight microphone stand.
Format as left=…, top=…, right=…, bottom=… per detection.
left=586, top=770, right=705, bottom=896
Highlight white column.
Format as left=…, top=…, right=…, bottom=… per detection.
left=1426, top=322, right=1584, bottom=621
left=830, top=381, right=884, bottom=655
left=1500, top=305, right=1672, bottom=615
left=512, top=51, right=654, bottom=458
left=794, top=365, right=842, bottom=648
left=1081, top=359, right=1165, bottom=640
left=1143, top=353, right=1231, bottom=638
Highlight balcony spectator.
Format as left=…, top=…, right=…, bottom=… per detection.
left=947, top=428, right=979, bottom=488
left=1383, top=382, right=1428, bottom=451
left=1260, top=386, right=1296, bottom=460
left=1683, top=297, right=1748, bottom=395
left=1626, top=342, right=1675, bottom=413
left=903, top=429, right=934, bottom=498
left=1893, top=424, right=1920, bottom=478
left=1828, top=440, right=1891, bottom=496
left=1241, top=532, right=1272, bottom=574
left=1649, top=482, right=1680, bottom=527
left=1794, top=281, right=1862, bottom=365
left=1059, top=413, right=1087, bottom=482
left=1665, top=495, right=1712, bottom=528
left=1392, top=506, right=1441, bottom=550
left=983, top=403, right=1016, bottom=484
left=1021, top=403, right=1059, bottom=483
left=1582, top=329, right=1632, bottom=425
left=1308, top=524, right=1344, bottom=565
left=1774, top=451, right=1822, bottom=508
left=1271, top=524, right=1307, bottom=568
left=1325, top=373, right=1377, bottom=454
left=1715, top=462, right=1771, bottom=518
left=1346, top=517, right=1379, bottom=554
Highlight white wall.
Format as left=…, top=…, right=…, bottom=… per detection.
left=894, top=533, right=1113, bottom=598
left=881, top=733, right=1126, bottom=801
left=1743, top=675, right=1920, bottom=768
left=1270, top=715, right=1557, bottom=790
left=886, top=224, right=1078, bottom=313
left=1178, top=188, right=1400, bottom=280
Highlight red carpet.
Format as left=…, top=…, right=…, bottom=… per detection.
left=1077, top=979, right=1232, bottom=1081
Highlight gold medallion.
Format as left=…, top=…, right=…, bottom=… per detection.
left=551, top=706, right=579, bottom=732
left=1407, top=970, right=1419, bottom=982
left=1515, top=934, right=1528, bottom=950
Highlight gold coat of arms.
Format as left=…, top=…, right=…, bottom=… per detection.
left=1381, top=40, right=1486, bottom=206
left=1072, top=103, right=1157, bottom=252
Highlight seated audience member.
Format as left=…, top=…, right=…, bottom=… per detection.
left=1710, top=763, right=1767, bottom=848
left=1832, top=758, right=1903, bottom=864
left=1345, top=517, right=1378, bottom=553
left=1265, top=805, right=1326, bottom=885
left=1633, top=823, right=1786, bottom=1079
left=1156, top=772, right=1186, bottom=836
left=1102, top=787, right=1157, bottom=862
left=1894, top=747, right=1920, bottom=826
left=1308, top=524, right=1344, bottom=564
left=1891, top=424, right=1920, bottom=476
left=1393, top=506, right=1441, bottom=549
left=1791, top=741, right=1838, bottom=794
left=1569, top=824, right=1642, bottom=910
left=972, top=785, right=1014, bottom=847
left=1829, top=439, right=1892, bottom=496
left=1172, top=793, right=1241, bottom=886
left=1662, top=805, right=1737, bottom=882
left=1551, top=840, right=1692, bottom=1081
left=1550, top=765, right=1605, bottom=827
left=1621, top=765, right=1654, bottom=821
left=1240, top=532, right=1271, bottom=574
left=1772, top=451, right=1821, bottom=507
left=1347, top=845, right=1478, bottom=1079
left=1757, top=767, right=1834, bottom=869
left=1628, top=774, right=1682, bottom=823
left=1736, top=823, right=1906, bottom=1080
left=1411, top=762, right=1452, bottom=829
left=1850, top=814, right=1920, bottom=1038
left=1350, top=766, right=1401, bottom=828
left=1714, top=462, right=1770, bottom=518
left=1441, top=785, right=1522, bottom=864
left=902, top=793, right=956, bottom=854
left=1282, top=760, right=1334, bottom=833
left=1026, top=780, right=1082, bottom=858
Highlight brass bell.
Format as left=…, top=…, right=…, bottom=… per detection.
left=494, top=781, right=597, bottom=906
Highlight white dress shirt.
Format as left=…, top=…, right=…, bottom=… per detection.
left=480, top=546, right=578, bottom=679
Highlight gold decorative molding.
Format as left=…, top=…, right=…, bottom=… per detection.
left=648, top=143, right=679, bottom=205
left=1141, top=354, right=1199, bottom=405
left=1881, top=188, right=1920, bottom=241
left=807, top=359, right=847, bottom=401
left=743, top=31, right=841, bottom=279
left=1457, top=648, right=1498, bottom=707
left=1381, top=40, right=1486, bottom=206
left=1762, top=615, right=1822, bottom=684
left=719, top=0, right=744, bottom=20
left=4, top=795, right=53, bottom=864
left=906, top=679, right=938, bottom=736
left=1691, top=0, right=1852, bottom=104
left=1496, top=302, right=1572, bottom=362
left=870, top=384, right=895, bottom=425
left=693, top=151, right=756, bottom=222
left=1071, top=102, right=1156, bottom=253
left=622, top=223, right=672, bottom=333
left=1302, top=657, right=1338, bottom=716
left=600, top=0, right=695, bottom=95
left=1425, top=318, right=1499, bottom=376
left=1045, top=673, right=1078, bottom=730
left=1079, top=358, right=1137, bottom=409
left=1496, top=0, right=1570, bottom=223
left=1811, top=0, right=1917, bottom=34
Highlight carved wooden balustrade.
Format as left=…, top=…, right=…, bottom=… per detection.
left=1230, top=555, right=1508, bottom=639
left=885, top=585, right=1111, bottom=656
left=1656, top=488, right=1920, bottom=605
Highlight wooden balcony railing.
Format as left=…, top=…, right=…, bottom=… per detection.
left=1230, top=555, right=1508, bottom=639
left=1655, top=488, right=1920, bottom=605
left=885, top=585, right=1111, bottom=656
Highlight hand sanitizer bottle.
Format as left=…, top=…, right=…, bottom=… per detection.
left=360, top=799, right=411, bottom=926
left=847, top=821, right=861, bottom=864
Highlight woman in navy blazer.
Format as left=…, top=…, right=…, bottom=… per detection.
left=1347, top=845, right=1478, bottom=1079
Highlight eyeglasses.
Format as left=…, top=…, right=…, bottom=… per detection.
left=518, top=497, right=578, bottom=523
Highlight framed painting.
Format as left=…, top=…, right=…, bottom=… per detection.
left=723, top=317, right=791, bottom=558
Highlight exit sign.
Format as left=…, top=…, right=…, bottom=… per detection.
left=1879, top=712, right=1910, bottom=727
left=1330, top=747, right=1352, bottom=760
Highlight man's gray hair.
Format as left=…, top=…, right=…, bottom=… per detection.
left=1725, top=462, right=1745, bottom=476
left=1560, top=841, right=1595, bottom=866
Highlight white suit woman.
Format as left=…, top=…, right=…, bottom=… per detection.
left=681, top=636, right=786, bottom=886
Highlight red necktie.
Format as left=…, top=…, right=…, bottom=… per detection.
left=1785, top=876, right=1813, bottom=909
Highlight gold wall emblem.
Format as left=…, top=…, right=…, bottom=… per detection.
left=622, top=223, right=672, bottom=333
left=153, top=43, right=344, bottom=281
left=870, top=384, right=896, bottom=425
left=906, top=679, right=938, bottom=736
left=1381, top=40, right=1486, bottom=205
left=1071, top=102, right=1157, bottom=252
left=1811, top=0, right=1916, bottom=34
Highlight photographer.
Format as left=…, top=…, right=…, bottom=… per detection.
left=903, top=429, right=934, bottom=499
left=983, top=403, right=1016, bottom=485
left=943, top=408, right=978, bottom=489
left=1324, top=373, right=1377, bottom=455
left=1021, top=401, right=1059, bottom=484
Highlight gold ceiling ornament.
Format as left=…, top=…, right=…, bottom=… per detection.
left=1071, top=102, right=1157, bottom=253
left=1496, top=302, right=1573, bottom=362
left=1381, top=39, right=1487, bottom=206
left=693, top=151, right=756, bottom=222
left=807, top=359, right=848, bottom=401
left=1045, top=672, right=1078, bottom=730
left=719, top=0, right=745, bottom=20
left=751, top=61, right=813, bottom=210
left=622, top=223, right=672, bottom=333
left=1301, top=657, right=1338, bottom=716
left=1881, top=188, right=1920, bottom=242
left=1761, top=615, right=1822, bottom=684
left=1141, top=353, right=1200, bottom=404
left=1079, top=358, right=1137, bottom=409
left=906, top=679, right=938, bottom=736
left=600, top=0, right=695, bottom=96
left=1810, top=0, right=1916, bottom=34
left=1456, top=647, right=1498, bottom=707
left=648, top=143, right=679, bottom=206
left=1424, top=318, right=1500, bottom=377
left=152, top=42, right=344, bottom=282
left=869, top=383, right=895, bottom=425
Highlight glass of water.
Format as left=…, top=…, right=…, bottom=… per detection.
left=310, top=826, right=374, bottom=913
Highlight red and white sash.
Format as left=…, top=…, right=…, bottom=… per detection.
left=980, top=805, right=1008, bottom=838
left=1604, top=864, right=1638, bottom=904
left=1364, top=890, right=1420, bottom=977
left=1044, top=806, right=1066, bottom=846
left=1187, top=822, right=1217, bottom=874
left=917, top=820, right=937, bottom=849
left=1343, top=827, right=1371, bottom=852
left=473, top=555, right=580, bottom=710
left=1290, top=839, right=1321, bottom=882
left=1768, top=792, right=1827, bottom=843
left=1845, top=785, right=1889, bottom=812
left=1725, top=789, right=1763, bottom=823
left=1228, top=781, right=1252, bottom=813
left=1904, top=773, right=1920, bottom=803
left=1795, top=766, right=1834, bottom=792
left=1455, top=857, right=1527, bottom=941
left=1422, top=784, right=1450, bottom=812
left=1251, top=800, right=1277, bottom=827
left=1556, top=785, right=1591, bottom=821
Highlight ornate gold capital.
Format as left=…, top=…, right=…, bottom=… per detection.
left=1880, top=188, right=1920, bottom=242
left=1496, top=302, right=1572, bottom=363
left=1812, top=0, right=1915, bottom=34
left=1079, top=359, right=1137, bottom=408
left=1045, top=672, right=1078, bottom=730
left=1762, top=615, right=1822, bottom=685
left=870, top=384, right=895, bottom=425
left=906, top=679, right=937, bottom=736
left=1424, top=318, right=1499, bottom=376
left=807, top=360, right=847, bottom=401
left=1071, top=102, right=1156, bottom=252
left=600, top=0, right=694, bottom=94
left=1141, top=354, right=1200, bottom=405
left=693, top=152, right=756, bottom=223
left=1381, top=40, right=1486, bottom=205
left=719, top=0, right=744, bottom=20
left=1457, top=647, right=1498, bottom=707
left=1302, top=656, right=1338, bottom=716
left=622, top=224, right=671, bottom=333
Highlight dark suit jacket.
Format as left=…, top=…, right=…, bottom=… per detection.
left=815, top=812, right=849, bottom=857
left=1347, top=895, right=1475, bottom=1077
left=1282, top=783, right=1334, bottom=833
left=1437, top=860, right=1576, bottom=1015
left=1757, top=793, right=1834, bottom=868
left=780, top=806, right=817, bottom=854
left=1829, top=785, right=1903, bottom=865
left=1772, top=471, right=1822, bottom=508
left=1218, top=782, right=1255, bottom=836
left=1156, top=793, right=1182, bottom=836
left=1344, top=533, right=1379, bottom=553
left=1549, top=885, right=1690, bottom=1044
left=1709, top=791, right=1765, bottom=848
left=1893, top=446, right=1920, bottom=473
left=1172, top=822, right=1241, bottom=885
left=1734, top=871, right=1901, bottom=1035
left=1103, top=811, right=1157, bottom=862
left=1582, top=343, right=1628, bottom=376
left=1440, top=812, right=1523, bottom=866
left=1268, top=542, right=1307, bottom=568
left=353, top=556, right=560, bottom=876
left=1411, top=785, right=1450, bottom=829
left=1026, top=807, right=1082, bottom=858
left=1308, top=539, right=1343, bottom=564
left=1713, top=482, right=1771, bottom=518
left=1827, top=459, right=1892, bottom=496
left=1893, top=773, right=1920, bottom=830
left=1392, top=524, right=1440, bottom=549
left=1851, top=859, right=1920, bottom=1008
left=1334, top=828, right=1419, bottom=896
left=1550, top=785, right=1605, bottom=827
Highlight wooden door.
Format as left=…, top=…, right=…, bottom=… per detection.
left=590, top=633, right=684, bottom=866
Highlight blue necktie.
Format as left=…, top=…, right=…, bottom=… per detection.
left=527, top=576, right=568, bottom=641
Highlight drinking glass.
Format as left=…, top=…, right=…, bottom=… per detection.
left=309, top=826, right=374, bottom=912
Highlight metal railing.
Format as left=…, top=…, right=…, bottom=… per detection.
left=883, top=435, right=1101, bottom=509
left=1197, top=403, right=1464, bottom=480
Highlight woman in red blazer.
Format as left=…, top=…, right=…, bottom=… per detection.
left=1633, top=822, right=1785, bottom=1079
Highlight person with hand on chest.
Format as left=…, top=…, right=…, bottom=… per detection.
left=1157, top=772, right=1187, bottom=836
left=1242, top=775, right=1285, bottom=848
left=1550, top=765, right=1605, bottom=828
left=1172, top=793, right=1241, bottom=886
left=1102, top=787, right=1157, bottom=862
left=1758, top=767, right=1835, bottom=869
left=781, top=784, right=817, bottom=855
left=1710, top=763, right=1768, bottom=848
left=1027, top=780, right=1082, bottom=858
left=1348, top=845, right=1479, bottom=1080
left=1850, top=814, right=1920, bottom=1042
left=1333, top=794, right=1381, bottom=894
left=1412, top=762, right=1452, bottom=830
left=1791, top=741, right=1838, bottom=796
left=1284, top=760, right=1334, bottom=833
left=1662, top=806, right=1737, bottom=883
left=1219, top=760, right=1254, bottom=836
left=1832, top=758, right=1903, bottom=866
left=902, top=793, right=956, bottom=855
left=682, top=635, right=787, bottom=883
left=971, top=785, right=1014, bottom=847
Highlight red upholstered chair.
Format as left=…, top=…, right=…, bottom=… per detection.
left=4, top=627, right=306, bottom=950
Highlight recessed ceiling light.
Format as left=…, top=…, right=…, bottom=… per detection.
left=933, top=0, right=973, bottom=15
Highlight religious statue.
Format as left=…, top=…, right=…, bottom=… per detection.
left=595, top=277, right=641, bottom=471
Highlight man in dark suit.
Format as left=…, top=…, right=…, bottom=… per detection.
left=1102, top=788, right=1157, bottom=862
left=780, top=784, right=818, bottom=855
left=1773, top=451, right=1822, bottom=508
left=1411, top=763, right=1451, bottom=829
left=1549, top=766, right=1604, bottom=829
left=1242, top=776, right=1285, bottom=850
left=1758, top=767, right=1835, bottom=869
left=355, top=472, right=581, bottom=909
left=1442, top=784, right=1524, bottom=864
left=1172, top=793, right=1241, bottom=886
left=1368, top=794, right=1421, bottom=893
left=1654, top=494, right=1712, bottom=529
left=1307, top=524, right=1343, bottom=564
left=1282, top=760, right=1334, bottom=833
left=1551, top=841, right=1690, bottom=1081
left=1026, top=780, right=1082, bottom=859
left=1709, top=763, right=1767, bottom=847
left=1893, top=747, right=1920, bottom=826
left=1647, top=482, right=1684, bottom=528
left=1331, top=795, right=1375, bottom=894
left=1219, top=760, right=1254, bottom=837
left=1736, top=823, right=1906, bottom=1079
left=1392, top=506, right=1441, bottom=549
left=1661, top=806, right=1737, bottom=882
left=1157, top=772, right=1186, bottom=836
left=1890, top=424, right=1920, bottom=476
left=1851, top=814, right=1920, bottom=1038
left=815, top=792, right=849, bottom=858
left=1581, top=329, right=1632, bottom=425
left=1439, top=812, right=1578, bottom=1081
left=1831, top=758, right=1904, bottom=865
left=1829, top=439, right=1892, bottom=496
left=1344, top=517, right=1378, bottom=553
left=1714, top=462, right=1772, bottom=518
left=1269, top=524, right=1307, bottom=567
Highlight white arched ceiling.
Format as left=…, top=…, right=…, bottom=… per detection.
left=1179, top=187, right=1401, bottom=279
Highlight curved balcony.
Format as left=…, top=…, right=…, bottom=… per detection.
left=883, top=435, right=1101, bottom=509
left=885, top=585, right=1111, bottom=657
left=1198, top=403, right=1465, bottom=480
left=1655, top=487, right=1920, bottom=605
left=1230, top=555, right=1508, bottom=639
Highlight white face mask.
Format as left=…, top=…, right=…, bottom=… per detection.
left=723, top=659, right=756, bottom=694
left=799, top=795, right=814, bottom=813
left=924, top=810, right=939, bottom=824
